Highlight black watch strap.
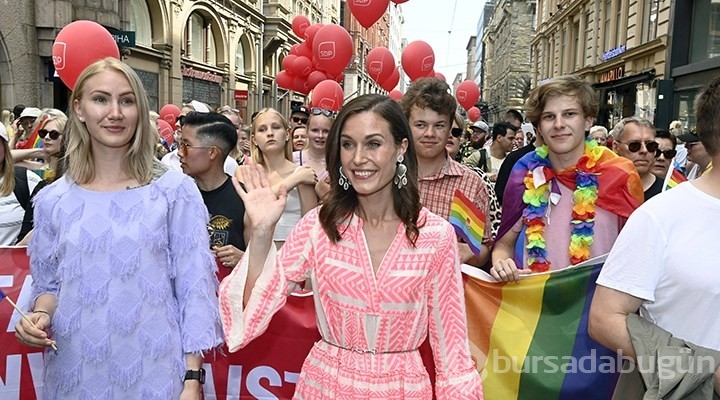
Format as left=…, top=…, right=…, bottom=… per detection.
left=184, top=368, right=206, bottom=384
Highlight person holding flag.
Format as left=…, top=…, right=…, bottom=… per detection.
left=491, top=75, right=644, bottom=283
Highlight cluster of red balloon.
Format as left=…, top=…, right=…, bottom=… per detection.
left=159, top=104, right=182, bottom=146
left=455, top=80, right=482, bottom=122
left=365, top=47, right=400, bottom=93
left=52, top=20, right=120, bottom=90
left=276, top=17, right=352, bottom=111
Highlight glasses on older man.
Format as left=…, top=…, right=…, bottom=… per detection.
left=311, top=108, right=336, bottom=118
left=616, top=140, right=659, bottom=154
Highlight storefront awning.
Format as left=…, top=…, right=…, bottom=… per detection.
left=592, top=70, right=656, bottom=90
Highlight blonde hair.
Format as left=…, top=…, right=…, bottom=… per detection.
left=250, top=108, right=292, bottom=164
left=65, top=57, right=156, bottom=185
left=0, top=137, right=13, bottom=196
left=1, top=110, right=13, bottom=138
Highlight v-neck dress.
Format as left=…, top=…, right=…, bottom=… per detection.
left=219, top=207, right=483, bottom=399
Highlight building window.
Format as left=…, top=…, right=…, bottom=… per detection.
left=128, top=0, right=152, bottom=46
left=690, top=0, right=720, bottom=62
left=236, top=40, right=245, bottom=75
left=185, top=13, right=217, bottom=65
left=642, top=0, right=659, bottom=42
left=604, top=0, right=613, bottom=50
left=573, top=20, right=580, bottom=70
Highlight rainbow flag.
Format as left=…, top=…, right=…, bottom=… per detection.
left=662, top=167, right=687, bottom=192
left=0, top=288, right=6, bottom=302
left=449, top=189, right=485, bottom=256
left=463, top=257, right=620, bottom=399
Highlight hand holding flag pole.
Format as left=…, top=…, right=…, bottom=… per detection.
left=0, top=288, right=58, bottom=351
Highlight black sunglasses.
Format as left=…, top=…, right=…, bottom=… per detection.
left=38, top=129, right=61, bottom=140
left=617, top=140, right=659, bottom=154
left=311, top=108, right=336, bottom=118
left=292, top=116, right=308, bottom=124
left=451, top=128, right=463, bottom=138
left=656, top=148, right=677, bottom=159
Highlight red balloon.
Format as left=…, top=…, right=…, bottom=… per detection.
left=467, top=106, right=481, bottom=122
left=307, top=70, right=328, bottom=90
left=290, top=44, right=301, bottom=56
left=296, top=42, right=313, bottom=59
left=365, top=47, right=395, bottom=85
left=347, top=0, right=391, bottom=29
left=388, top=90, right=403, bottom=101
left=391, top=0, right=409, bottom=3
left=333, top=72, right=345, bottom=83
left=401, top=41, right=435, bottom=81
left=311, top=80, right=344, bottom=112
left=52, top=20, right=121, bottom=90
left=159, top=104, right=181, bottom=127
left=292, top=15, right=311, bottom=38
left=304, top=24, right=324, bottom=46
left=313, top=24, right=353, bottom=76
left=282, top=54, right=298, bottom=72
left=157, top=119, right=174, bottom=146
left=294, top=75, right=310, bottom=95
left=276, top=70, right=295, bottom=90
left=456, top=80, right=481, bottom=110
left=290, top=56, right=313, bottom=77
left=380, top=67, right=400, bottom=91
left=434, top=72, right=447, bottom=82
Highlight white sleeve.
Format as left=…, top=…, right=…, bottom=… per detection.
left=596, top=207, right=667, bottom=302
left=224, top=157, right=239, bottom=176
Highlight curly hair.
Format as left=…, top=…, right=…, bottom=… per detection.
left=319, top=94, right=422, bottom=246
left=400, top=77, right=456, bottom=124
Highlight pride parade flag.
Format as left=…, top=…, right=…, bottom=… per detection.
left=463, top=256, right=620, bottom=400
left=449, top=189, right=486, bottom=256
left=662, top=167, right=687, bottom=192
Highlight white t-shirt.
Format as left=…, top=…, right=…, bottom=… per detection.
left=0, top=169, right=42, bottom=245
left=161, top=150, right=239, bottom=176
left=596, top=182, right=720, bottom=350
left=489, top=155, right=505, bottom=174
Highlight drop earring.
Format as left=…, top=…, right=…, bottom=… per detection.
left=394, top=155, right=407, bottom=189
left=338, top=166, right=351, bottom=190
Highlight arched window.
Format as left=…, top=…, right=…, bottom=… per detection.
left=236, top=40, right=245, bottom=75
left=129, top=0, right=152, bottom=46
left=185, top=12, right=217, bottom=65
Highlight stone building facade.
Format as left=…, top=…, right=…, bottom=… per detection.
left=0, top=0, right=341, bottom=121
left=531, top=0, right=671, bottom=129
left=482, top=0, right=536, bottom=124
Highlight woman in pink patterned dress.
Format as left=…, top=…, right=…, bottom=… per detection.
left=219, top=94, right=483, bottom=399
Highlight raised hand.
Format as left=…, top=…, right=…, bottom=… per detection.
left=233, top=163, right=287, bottom=234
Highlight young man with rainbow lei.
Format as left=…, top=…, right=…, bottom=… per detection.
left=491, top=75, right=644, bottom=282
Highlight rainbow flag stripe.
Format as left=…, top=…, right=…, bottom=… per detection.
left=449, top=189, right=485, bottom=256
left=463, top=258, right=619, bottom=399
left=662, top=168, right=687, bottom=192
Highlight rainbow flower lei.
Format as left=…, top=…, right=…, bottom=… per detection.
left=522, top=139, right=601, bottom=272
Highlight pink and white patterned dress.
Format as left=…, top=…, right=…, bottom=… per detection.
left=219, top=208, right=483, bottom=399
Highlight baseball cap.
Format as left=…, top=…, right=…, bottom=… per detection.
left=678, top=130, right=700, bottom=144
left=189, top=100, right=210, bottom=113
left=19, top=107, right=42, bottom=119
left=291, top=105, right=310, bottom=116
left=470, top=120, right=489, bottom=132
left=0, top=123, right=8, bottom=141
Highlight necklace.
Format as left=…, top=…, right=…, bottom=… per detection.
left=304, top=151, right=326, bottom=164
left=522, top=139, right=600, bottom=272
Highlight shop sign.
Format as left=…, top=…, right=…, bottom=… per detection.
left=602, top=45, right=627, bottom=62
left=600, top=66, right=625, bottom=83
left=182, top=67, right=224, bottom=84
left=234, top=90, right=249, bottom=100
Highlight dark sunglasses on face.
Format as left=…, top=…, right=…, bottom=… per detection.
left=656, top=148, right=677, bottom=159
left=311, top=108, right=336, bottom=118
left=38, top=129, right=61, bottom=140
left=451, top=128, right=463, bottom=138
left=618, top=140, right=659, bottom=154
left=292, top=116, right=308, bottom=124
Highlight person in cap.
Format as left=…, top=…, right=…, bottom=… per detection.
left=679, top=129, right=713, bottom=180
left=456, top=120, right=488, bottom=163
left=289, top=105, right=310, bottom=131
left=464, top=122, right=517, bottom=181
left=590, top=70, right=720, bottom=398
left=12, top=107, right=43, bottom=150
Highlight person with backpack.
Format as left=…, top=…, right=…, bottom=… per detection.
left=0, top=123, right=44, bottom=245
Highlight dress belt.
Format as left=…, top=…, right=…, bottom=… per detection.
left=322, top=339, right=417, bottom=355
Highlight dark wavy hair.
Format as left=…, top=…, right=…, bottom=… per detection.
left=319, top=94, right=422, bottom=246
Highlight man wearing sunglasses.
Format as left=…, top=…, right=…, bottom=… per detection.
left=611, top=117, right=664, bottom=201
left=650, top=129, right=678, bottom=181
left=178, top=112, right=246, bottom=272
left=288, top=105, right=310, bottom=130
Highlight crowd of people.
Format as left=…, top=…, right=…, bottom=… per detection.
left=6, top=56, right=719, bottom=398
